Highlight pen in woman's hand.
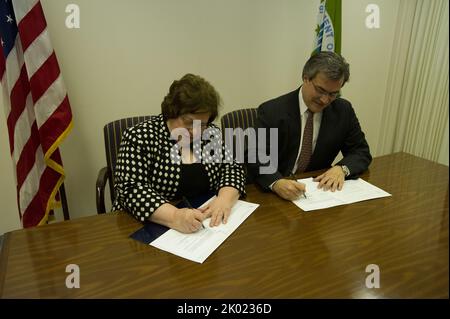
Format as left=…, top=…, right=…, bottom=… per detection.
left=183, top=196, right=205, bottom=229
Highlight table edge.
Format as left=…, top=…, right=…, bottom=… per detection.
left=0, top=232, right=11, bottom=298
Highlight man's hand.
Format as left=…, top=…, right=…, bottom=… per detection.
left=314, top=166, right=345, bottom=192
left=272, top=179, right=306, bottom=201
left=172, top=208, right=205, bottom=233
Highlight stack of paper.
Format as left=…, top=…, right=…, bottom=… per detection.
left=150, top=198, right=259, bottom=263
left=293, top=177, right=391, bottom=211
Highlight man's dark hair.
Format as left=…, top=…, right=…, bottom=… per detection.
left=302, top=51, right=350, bottom=85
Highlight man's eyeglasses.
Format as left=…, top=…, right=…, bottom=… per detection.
left=311, top=81, right=340, bottom=99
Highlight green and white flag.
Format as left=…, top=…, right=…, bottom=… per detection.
left=313, top=0, right=341, bottom=54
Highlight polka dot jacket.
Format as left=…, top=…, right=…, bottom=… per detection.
left=112, top=114, right=246, bottom=222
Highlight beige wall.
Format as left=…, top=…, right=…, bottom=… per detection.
left=0, top=0, right=445, bottom=235
left=438, top=118, right=449, bottom=166
left=0, top=120, right=22, bottom=232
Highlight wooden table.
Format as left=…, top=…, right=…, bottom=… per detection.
left=0, top=152, right=448, bottom=298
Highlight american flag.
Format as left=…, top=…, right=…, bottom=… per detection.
left=0, top=0, right=72, bottom=228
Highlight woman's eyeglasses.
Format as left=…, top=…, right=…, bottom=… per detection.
left=180, top=115, right=209, bottom=131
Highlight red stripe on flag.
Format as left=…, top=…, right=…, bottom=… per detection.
left=22, top=165, right=61, bottom=228
left=6, top=65, right=31, bottom=154
left=38, top=95, right=71, bottom=153
left=49, top=144, right=63, bottom=164
left=16, top=121, right=40, bottom=190
left=2, top=0, right=73, bottom=228
left=17, top=2, right=47, bottom=52
left=0, top=52, right=6, bottom=78
left=29, top=51, right=60, bottom=103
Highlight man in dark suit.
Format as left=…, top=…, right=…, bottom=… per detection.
left=247, top=51, right=372, bottom=201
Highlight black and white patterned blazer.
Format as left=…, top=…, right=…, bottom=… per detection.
left=112, top=114, right=246, bottom=222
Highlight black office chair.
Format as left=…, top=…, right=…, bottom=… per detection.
left=220, top=108, right=257, bottom=132
left=220, top=108, right=258, bottom=184
left=96, top=116, right=154, bottom=214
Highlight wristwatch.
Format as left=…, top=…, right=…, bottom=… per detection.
left=339, top=165, right=350, bottom=177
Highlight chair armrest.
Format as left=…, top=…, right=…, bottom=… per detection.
left=96, top=167, right=110, bottom=214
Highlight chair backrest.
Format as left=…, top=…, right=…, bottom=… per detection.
left=221, top=108, right=258, bottom=154
left=104, top=115, right=154, bottom=202
left=220, top=108, right=258, bottom=133
left=220, top=108, right=257, bottom=184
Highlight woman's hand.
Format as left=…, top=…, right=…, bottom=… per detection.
left=171, top=208, right=205, bottom=233
left=200, top=187, right=239, bottom=227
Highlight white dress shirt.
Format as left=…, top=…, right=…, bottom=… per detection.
left=270, top=88, right=323, bottom=190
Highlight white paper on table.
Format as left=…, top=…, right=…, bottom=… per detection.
left=292, top=177, right=391, bottom=212
left=150, top=198, right=259, bottom=263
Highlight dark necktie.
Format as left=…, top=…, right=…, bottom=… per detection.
left=296, top=110, right=314, bottom=173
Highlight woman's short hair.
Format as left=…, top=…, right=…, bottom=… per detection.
left=161, top=73, right=221, bottom=122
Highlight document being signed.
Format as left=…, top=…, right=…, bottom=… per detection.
left=293, top=177, right=391, bottom=211
left=150, top=198, right=259, bottom=263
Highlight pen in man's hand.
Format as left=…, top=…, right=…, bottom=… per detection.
left=288, top=173, right=307, bottom=199
left=182, top=196, right=205, bottom=229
